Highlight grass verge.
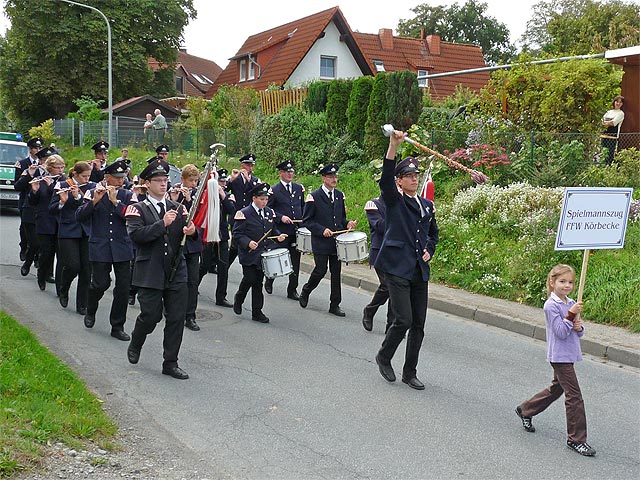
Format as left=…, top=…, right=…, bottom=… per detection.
left=0, top=311, right=117, bottom=478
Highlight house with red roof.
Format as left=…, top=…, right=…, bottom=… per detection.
left=149, top=49, right=223, bottom=98
left=206, top=6, right=488, bottom=100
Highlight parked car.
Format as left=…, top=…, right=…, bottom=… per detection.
left=0, top=132, right=28, bottom=209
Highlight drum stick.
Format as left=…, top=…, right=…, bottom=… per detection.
left=331, top=228, right=353, bottom=235
left=267, top=234, right=288, bottom=240
left=291, top=219, right=303, bottom=223
left=256, top=229, right=273, bottom=244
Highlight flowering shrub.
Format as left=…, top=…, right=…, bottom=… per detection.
left=630, top=199, right=640, bottom=223
left=448, top=143, right=510, bottom=170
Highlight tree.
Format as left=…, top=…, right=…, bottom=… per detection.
left=326, top=79, right=353, bottom=133
left=363, top=73, right=389, bottom=160
left=346, top=76, right=374, bottom=146
left=0, top=0, right=195, bottom=127
left=397, top=0, right=515, bottom=65
left=210, top=85, right=261, bottom=153
left=520, top=0, right=640, bottom=55
left=386, top=71, right=422, bottom=132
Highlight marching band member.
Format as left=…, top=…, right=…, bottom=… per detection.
left=88, top=141, right=109, bottom=183
left=14, top=138, right=46, bottom=277
left=227, top=153, right=261, bottom=266
left=265, top=160, right=304, bottom=300
left=167, top=164, right=202, bottom=331
left=198, top=168, right=236, bottom=308
left=232, top=183, right=286, bottom=324
left=76, top=160, right=134, bottom=341
left=49, top=161, right=94, bottom=314
left=125, top=159, right=197, bottom=380
left=362, top=193, right=392, bottom=333
left=28, top=149, right=64, bottom=292
left=15, top=137, right=44, bottom=263
left=374, top=129, right=439, bottom=391
left=299, top=163, right=356, bottom=317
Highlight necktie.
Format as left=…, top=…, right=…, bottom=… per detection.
left=259, top=208, right=264, bottom=219
left=286, top=183, right=291, bottom=194
left=328, top=191, right=333, bottom=203
left=158, top=202, right=165, bottom=217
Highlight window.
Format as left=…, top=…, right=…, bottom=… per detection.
left=373, top=60, right=385, bottom=72
left=417, top=69, right=428, bottom=88
left=248, top=60, right=255, bottom=80
left=320, top=56, right=336, bottom=79
left=239, top=59, right=246, bottom=82
left=175, top=75, right=184, bottom=94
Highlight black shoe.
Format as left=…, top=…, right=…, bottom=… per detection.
left=566, top=440, right=596, bottom=456
left=37, top=278, right=46, bottom=291
left=287, top=291, right=300, bottom=301
left=402, top=376, right=425, bottom=390
left=233, top=297, right=242, bottom=315
left=59, top=292, right=69, bottom=308
left=375, top=354, right=396, bottom=382
left=127, top=345, right=140, bottom=364
left=329, top=306, right=346, bottom=317
left=76, top=307, right=87, bottom=316
left=84, top=313, right=95, bottom=328
left=20, top=251, right=26, bottom=262
left=20, top=262, right=30, bottom=276
left=264, top=278, right=273, bottom=294
left=111, top=330, right=131, bottom=341
left=515, top=406, right=536, bottom=433
left=162, top=365, right=189, bottom=380
left=299, top=292, right=309, bottom=308
left=215, top=299, right=233, bottom=308
left=362, top=308, right=373, bottom=332
left=185, top=318, right=200, bottom=331
left=252, top=313, right=270, bottom=323
left=128, top=293, right=136, bottom=306
left=45, top=276, right=55, bottom=284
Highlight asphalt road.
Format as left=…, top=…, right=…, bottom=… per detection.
left=1, top=209, right=639, bottom=480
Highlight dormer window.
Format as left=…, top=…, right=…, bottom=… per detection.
left=239, top=59, right=247, bottom=82
left=248, top=60, right=256, bottom=80
left=373, top=60, right=385, bottom=72
left=417, top=69, right=428, bottom=88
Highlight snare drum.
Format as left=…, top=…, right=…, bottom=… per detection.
left=296, top=227, right=312, bottom=253
left=335, top=231, right=369, bottom=263
left=261, top=248, right=293, bottom=279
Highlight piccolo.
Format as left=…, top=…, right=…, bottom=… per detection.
left=29, top=174, right=59, bottom=184
left=55, top=183, right=89, bottom=194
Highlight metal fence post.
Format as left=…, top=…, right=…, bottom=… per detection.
left=530, top=130, right=535, bottom=164
left=79, top=121, right=84, bottom=147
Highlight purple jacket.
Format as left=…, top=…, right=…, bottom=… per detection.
left=544, top=293, right=585, bottom=363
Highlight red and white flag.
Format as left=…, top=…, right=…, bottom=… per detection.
left=193, top=169, right=221, bottom=242
left=419, top=161, right=435, bottom=202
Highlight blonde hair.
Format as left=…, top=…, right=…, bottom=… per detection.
left=45, top=154, right=65, bottom=172
left=181, top=164, right=199, bottom=180
left=546, top=264, right=576, bottom=296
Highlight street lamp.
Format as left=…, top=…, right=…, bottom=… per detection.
left=58, top=0, right=112, bottom=146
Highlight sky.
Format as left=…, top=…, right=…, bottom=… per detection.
left=0, top=0, right=539, bottom=68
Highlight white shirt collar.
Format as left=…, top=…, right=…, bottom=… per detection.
left=148, top=195, right=165, bottom=211
left=549, top=292, right=571, bottom=304
left=321, top=185, right=333, bottom=196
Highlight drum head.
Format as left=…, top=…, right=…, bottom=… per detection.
left=261, top=248, right=288, bottom=258
left=336, top=231, right=366, bottom=242
left=297, top=227, right=310, bottom=235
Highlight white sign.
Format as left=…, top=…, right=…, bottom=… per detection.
left=555, top=187, right=634, bottom=250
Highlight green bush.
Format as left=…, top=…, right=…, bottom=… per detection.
left=580, top=147, right=640, bottom=188
left=346, top=76, right=374, bottom=146
left=251, top=105, right=329, bottom=173
left=304, top=81, right=330, bottom=113
left=326, top=79, right=353, bottom=133
left=28, top=119, right=59, bottom=146
left=363, top=73, right=389, bottom=161
left=386, top=70, right=421, bottom=131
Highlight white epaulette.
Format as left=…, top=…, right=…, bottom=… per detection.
left=234, top=210, right=246, bottom=220
left=305, top=193, right=314, bottom=202
left=364, top=200, right=378, bottom=211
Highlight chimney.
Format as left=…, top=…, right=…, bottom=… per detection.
left=426, top=34, right=440, bottom=56
left=378, top=28, right=394, bottom=50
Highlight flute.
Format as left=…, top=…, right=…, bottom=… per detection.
left=29, top=174, right=58, bottom=184
left=55, top=183, right=89, bottom=194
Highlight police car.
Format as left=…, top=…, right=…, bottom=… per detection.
left=0, top=132, right=28, bottom=209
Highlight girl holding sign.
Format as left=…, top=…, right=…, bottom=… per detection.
left=515, top=264, right=596, bottom=457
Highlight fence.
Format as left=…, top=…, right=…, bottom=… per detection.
left=258, top=88, right=308, bottom=115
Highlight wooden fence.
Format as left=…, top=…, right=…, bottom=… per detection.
left=259, top=88, right=308, bottom=115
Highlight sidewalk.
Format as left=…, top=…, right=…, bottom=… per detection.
left=299, top=256, right=640, bottom=369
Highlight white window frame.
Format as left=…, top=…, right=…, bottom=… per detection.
left=373, top=60, right=385, bottom=72
left=239, top=59, right=247, bottom=82
left=320, top=56, right=336, bottom=79
left=417, top=69, right=428, bottom=88
left=248, top=60, right=256, bottom=80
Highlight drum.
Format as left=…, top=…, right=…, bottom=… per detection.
left=261, top=248, right=293, bottom=279
left=335, top=231, right=369, bottom=263
left=296, top=227, right=312, bottom=253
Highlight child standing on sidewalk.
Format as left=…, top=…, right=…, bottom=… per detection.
left=515, top=264, right=596, bottom=456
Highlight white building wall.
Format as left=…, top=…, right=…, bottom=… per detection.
left=287, top=21, right=363, bottom=87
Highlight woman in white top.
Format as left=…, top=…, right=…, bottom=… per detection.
left=601, top=95, right=624, bottom=165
